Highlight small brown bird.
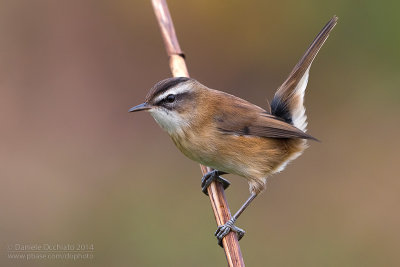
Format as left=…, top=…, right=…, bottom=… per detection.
left=130, top=16, right=337, bottom=245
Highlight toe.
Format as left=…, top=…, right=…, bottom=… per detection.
left=217, top=226, right=230, bottom=240
left=231, top=225, right=245, bottom=241
left=215, top=226, right=223, bottom=239
left=201, top=173, right=210, bottom=188
left=214, top=227, right=221, bottom=236
left=217, top=176, right=231, bottom=190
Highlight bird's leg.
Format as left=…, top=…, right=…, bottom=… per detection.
left=215, top=193, right=257, bottom=247
left=201, top=170, right=230, bottom=195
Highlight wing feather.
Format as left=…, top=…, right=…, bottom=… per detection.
left=215, top=101, right=317, bottom=140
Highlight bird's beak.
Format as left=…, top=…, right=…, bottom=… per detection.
left=129, top=103, right=152, bottom=113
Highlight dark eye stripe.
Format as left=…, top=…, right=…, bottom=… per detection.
left=155, top=92, right=192, bottom=108
left=146, top=77, right=190, bottom=102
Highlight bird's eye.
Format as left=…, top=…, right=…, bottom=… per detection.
left=166, top=94, right=176, bottom=103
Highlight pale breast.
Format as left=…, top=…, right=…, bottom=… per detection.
left=171, top=128, right=306, bottom=180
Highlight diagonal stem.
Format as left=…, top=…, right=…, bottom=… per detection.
left=151, top=1, right=245, bottom=266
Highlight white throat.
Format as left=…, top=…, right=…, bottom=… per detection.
left=149, top=108, right=189, bottom=135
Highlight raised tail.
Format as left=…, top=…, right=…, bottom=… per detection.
left=270, top=16, right=338, bottom=132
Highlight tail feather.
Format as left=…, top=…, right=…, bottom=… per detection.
left=271, top=16, right=338, bottom=132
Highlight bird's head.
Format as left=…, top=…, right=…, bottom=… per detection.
left=129, top=77, right=202, bottom=135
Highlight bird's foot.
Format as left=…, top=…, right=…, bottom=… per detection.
left=215, top=218, right=245, bottom=247
left=201, top=170, right=230, bottom=195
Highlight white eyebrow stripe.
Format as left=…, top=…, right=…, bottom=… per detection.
left=154, top=84, right=191, bottom=102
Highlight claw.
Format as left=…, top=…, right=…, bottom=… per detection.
left=201, top=170, right=230, bottom=195
left=214, top=218, right=245, bottom=247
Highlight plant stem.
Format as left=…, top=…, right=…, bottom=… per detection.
left=151, top=1, right=245, bottom=266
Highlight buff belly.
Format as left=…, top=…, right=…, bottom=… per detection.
left=171, top=131, right=307, bottom=194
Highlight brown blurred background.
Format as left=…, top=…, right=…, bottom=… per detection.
left=1, top=0, right=399, bottom=266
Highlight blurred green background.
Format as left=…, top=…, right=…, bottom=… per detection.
left=1, top=0, right=399, bottom=266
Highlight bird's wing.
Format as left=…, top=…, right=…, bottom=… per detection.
left=215, top=103, right=316, bottom=140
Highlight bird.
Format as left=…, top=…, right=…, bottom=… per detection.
left=129, top=16, right=337, bottom=245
